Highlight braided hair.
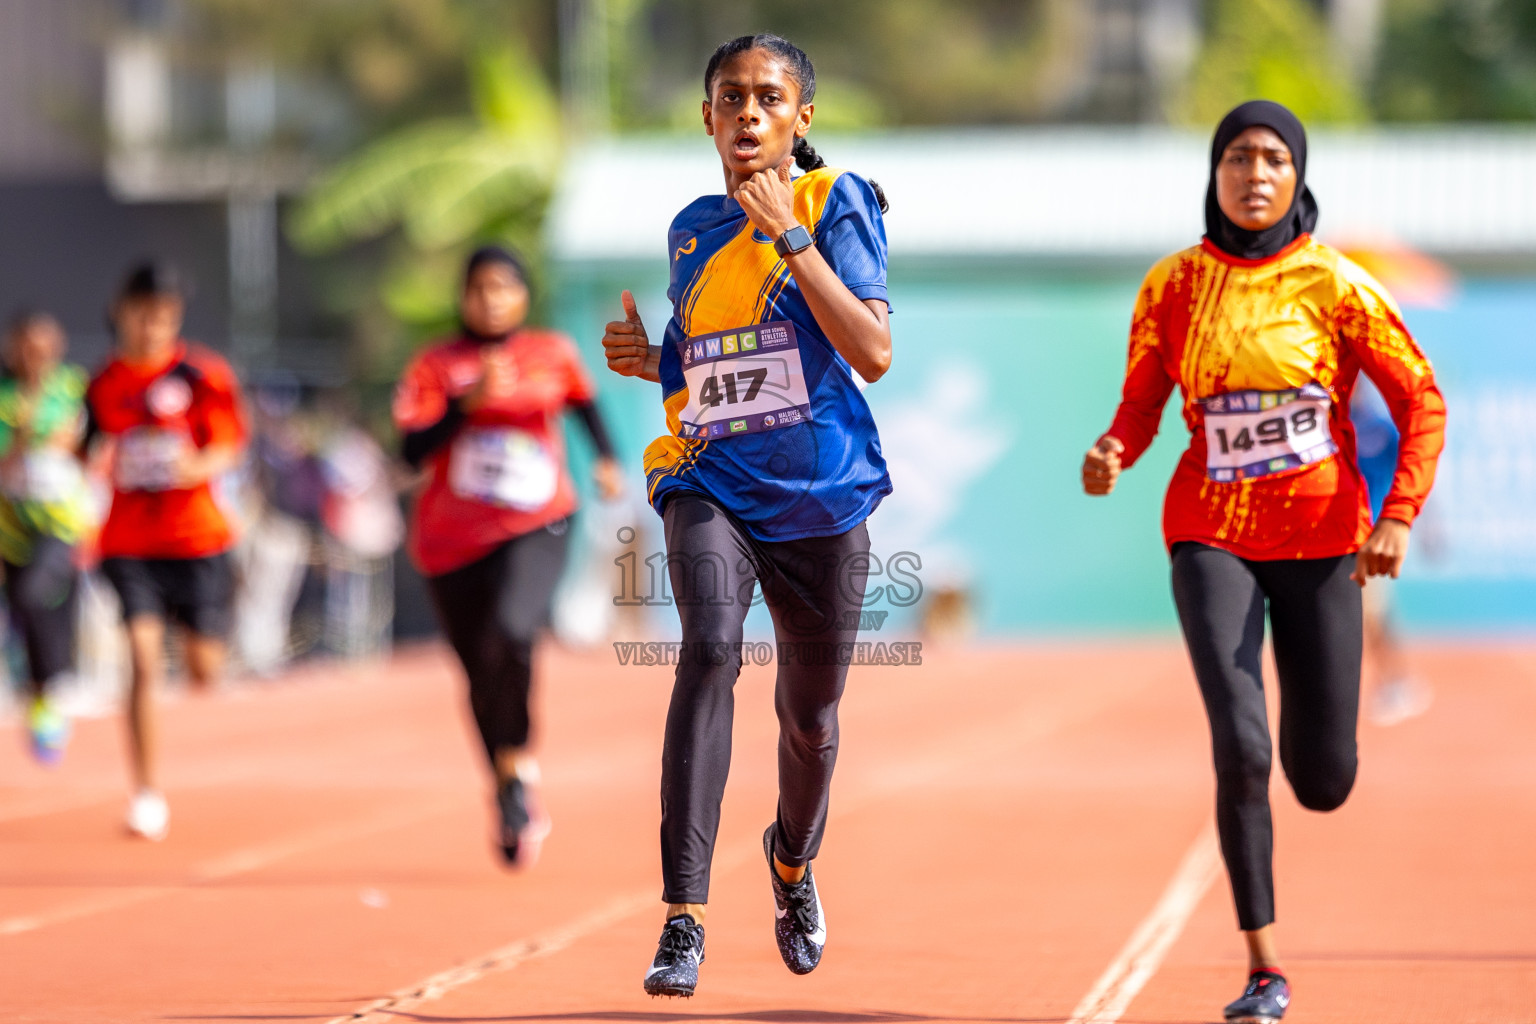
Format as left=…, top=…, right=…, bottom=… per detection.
left=704, top=33, right=888, bottom=213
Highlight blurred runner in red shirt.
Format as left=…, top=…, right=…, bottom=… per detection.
left=394, top=246, right=622, bottom=868
left=85, top=263, right=248, bottom=841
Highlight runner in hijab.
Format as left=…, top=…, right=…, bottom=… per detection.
left=1082, top=100, right=1446, bottom=1024
left=394, top=245, right=622, bottom=868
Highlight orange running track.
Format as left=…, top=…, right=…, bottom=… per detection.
left=1, top=641, right=1533, bottom=1023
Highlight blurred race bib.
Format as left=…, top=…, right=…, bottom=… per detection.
left=449, top=427, right=558, bottom=510
left=676, top=322, right=812, bottom=439
left=115, top=427, right=186, bottom=492
left=0, top=450, right=84, bottom=504
left=1201, top=383, right=1337, bottom=482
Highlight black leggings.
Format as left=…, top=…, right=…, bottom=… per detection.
left=660, top=493, right=871, bottom=904
left=4, top=536, right=79, bottom=694
left=1170, top=541, right=1362, bottom=931
left=425, top=520, right=570, bottom=765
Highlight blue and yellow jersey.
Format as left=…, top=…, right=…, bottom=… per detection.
left=644, top=166, right=892, bottom=541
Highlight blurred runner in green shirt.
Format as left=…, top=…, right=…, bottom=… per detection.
left=0, top=311, right=91, bottom=764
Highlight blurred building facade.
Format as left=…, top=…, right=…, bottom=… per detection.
left=0, top=1, right=406, bottom=687
left=1, top=0, right=221, bottom=364
left=0, top=0, right=337, bottom=375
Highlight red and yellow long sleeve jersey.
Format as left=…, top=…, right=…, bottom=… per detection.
left=1105, top=235, right=1446, bottom=561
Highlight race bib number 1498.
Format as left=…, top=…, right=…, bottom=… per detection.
left=1200, top=382, right=1338, bottom=482
left=676, top=321, right=812, bottom=440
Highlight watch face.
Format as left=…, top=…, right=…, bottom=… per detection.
left=778, top=225, right=813, bottom=255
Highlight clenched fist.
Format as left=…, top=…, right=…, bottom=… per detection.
left=461, top=346, right=517, bottom=413
left=1352, top=517, right=1411, bottom=587
left=1082, top=435, right=1124, bottom=496
left=735, top=158, right=799, bottom=241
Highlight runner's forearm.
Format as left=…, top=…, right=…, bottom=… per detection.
left=571, top=400, right=616, bottom=459
left=192, top=442, right=243, bottom=481
left=782, top=246, right=891, bottom=382
left=401, top=400, right=467, bottom=468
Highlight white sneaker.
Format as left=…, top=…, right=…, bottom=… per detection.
left=126, top=790, right=169, bottom=841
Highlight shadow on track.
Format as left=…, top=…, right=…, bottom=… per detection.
left=319, top=1011, right=1069, bottom=1024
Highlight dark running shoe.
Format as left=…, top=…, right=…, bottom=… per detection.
left=762, top=823, right=826, bottom=975
left=643, top=914, right=705, bottom=997
left=1224, top=969, right=1291, bottom=1023
left=496, top=777, right=551, bottom=868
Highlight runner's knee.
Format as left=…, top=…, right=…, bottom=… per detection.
left=1213, top=739, right=1272, bottom=805
left=1286, top=754, right=1357, bottom=812
left=775, top=693, right=837, bottom=751
left=676, top=598, right=745, bottom=651
left=13, top=574, right=64, bottom=614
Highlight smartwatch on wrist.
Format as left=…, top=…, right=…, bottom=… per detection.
left=773, top=224, right=813, bottom=258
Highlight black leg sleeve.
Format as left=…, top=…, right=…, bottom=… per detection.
left=1256, top=554, right=1362, bottom=813
left=1171, top=542, right=1277, bottom=932
left=427, top=521, right=570, bottom=765
left=762, top=521, right=870, bottom=869
left=658, top=495, right=759, bottom=904
left=4, top=536, right=80, bottom=692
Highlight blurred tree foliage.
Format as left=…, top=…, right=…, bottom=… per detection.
left=615, top=0, right=1097, bottom=128
left=1374, top=0, right=1536, bottom=120
left=167, top=0, right=1536, bottom=414
left=180, top=0, right=562, bottom=409
left=1179, top=0, right=1366, bottom=125
left=181, top=0, right=558, bottom=140
left=174, top=0, right=1110, bottom=407
left=287, top=42, right=560, bottom=327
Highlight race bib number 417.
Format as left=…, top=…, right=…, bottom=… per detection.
left=676, top=322, right=812, bottom=439
left=1200, top=383, right=1338, bottom=483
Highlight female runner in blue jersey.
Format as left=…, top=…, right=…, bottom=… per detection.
left=602, top=33, right=892, bottom=998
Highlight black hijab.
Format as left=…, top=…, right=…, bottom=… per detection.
left=460, top=244, right=530, bottom=343
left=1204, top=100, right=1318, bottom=260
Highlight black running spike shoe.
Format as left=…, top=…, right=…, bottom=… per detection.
left=496, top=778, right=551, bottom=867
left=1224, top=969, right=1291, bottom=1023
left=762, top=823, right=826, bottom=975
left=643, top=914, right=705, bottom=997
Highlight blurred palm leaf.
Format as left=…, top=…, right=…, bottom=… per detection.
left=471, top=43, right=561, bottom=138
left=289, top=43, right=561, bottom=253
left=1179, top=0, right=1366, bottom=126
left=286, top=40, right=562, bottom=338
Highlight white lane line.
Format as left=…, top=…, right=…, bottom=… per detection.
left=1066, top=823, right=1222, bottom=1024
left=0, top=789, right=119, bottom=825
left=0, top=886, right=174, bottom=937
left=188, top=800, right=446, bottom=882
left=0, top=800, right=449, bottom=937
left=327, top=889, right=657, bottom=1024
left=325, top=673, right=1143, bottom=1023
left=325, top=828, right=777, bottom=1024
